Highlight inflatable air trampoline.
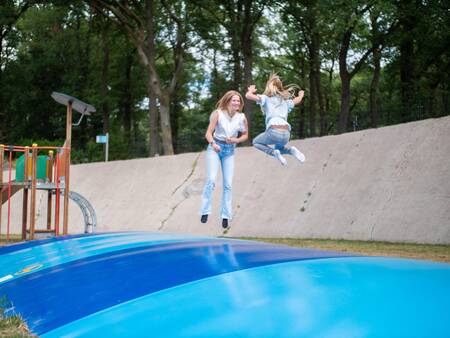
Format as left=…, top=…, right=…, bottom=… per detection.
left=0, top=232, right=449, bottom=337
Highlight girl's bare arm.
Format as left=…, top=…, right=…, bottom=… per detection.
left=245, top=85, right=260, bottom=102
left=205, top=112, right=221, bottom=152
left=293, top=90, right=305, bottom=105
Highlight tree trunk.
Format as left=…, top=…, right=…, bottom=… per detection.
left=242, top=52, right=253, bottom=141
left=370, top=47, right=381, bottom=128
left=443, top=82, right=449, bottom=115
left=299, top=57, right=306, bottom=138
left=100, top=23, right=110, bottom=134
left=308, top=2, right=325, bottom=136
left=0, top=3, right=31, bottom=143
left=148, top=89, right=160, bottom=156
left=0, top=32, right=4, bottom=142
left=325, top=63, right=333, bottom=133
left=316, top=68, right=326, bottom=136
left=242, top=1, right=254, bottom=142
left=231, top=35, right=242, bottom=91
left=308, top=64, right=317, bottom=137
left=369, top=12, right=381, bottom=128
left=171, top=87, right=179, bottom=152
left=74, top=9, right=92, bottom=147
left=426, top=89, right=434, bottom=117
left=338, top=29, right=352, bottom=133
left=141, top=0, right=176, bottom=156
left=400, top=39, right=415, bottom=121
left=230, top=1, right=242, bottom=92
left=314, top=46, right=327, bottom=136
left=228, top=0, right=241, bottom=91
left=159, top=92, right=174, bottom=155
left=398, top=0, right=416, bottom=122
left=143, top=0, right=160, bottom=156
left=212, top=50, right=221, bottom=102
left=108, top=0, right=182, bottom=156
left=304, top=2, right=321, bottom=137
left=123, top=51, right=133, bottom=153
left=336, top=3, right=391, bottom=133
left=339, top=72, right=351, bottom=133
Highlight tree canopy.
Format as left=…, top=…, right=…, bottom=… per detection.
left=1, top=0, right=449, bottom=162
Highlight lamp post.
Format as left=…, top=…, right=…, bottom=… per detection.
left=51, top=92, right=96, bottom=235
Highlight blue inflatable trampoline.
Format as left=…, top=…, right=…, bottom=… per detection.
left=0, top=232, right=449, bottom=337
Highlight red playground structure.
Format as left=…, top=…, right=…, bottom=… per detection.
left=0, top=92, right=96, bottom=240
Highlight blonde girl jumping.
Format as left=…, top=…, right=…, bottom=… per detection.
left=245, top=74, right=305, bottom=166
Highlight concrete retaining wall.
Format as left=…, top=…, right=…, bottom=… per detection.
left=3, top=116, right=450, bottom=244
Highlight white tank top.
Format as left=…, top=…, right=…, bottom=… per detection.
left=212, top=110, right=247, bottom=141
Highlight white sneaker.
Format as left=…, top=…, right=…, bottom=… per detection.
left=273, top=149, right=287, bottom=166
left=290, top=146, right=306, bottom=163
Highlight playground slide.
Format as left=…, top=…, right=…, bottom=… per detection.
left=1, top=181, right=24, bottom=205
left=0, top=183, right=96, bottom=233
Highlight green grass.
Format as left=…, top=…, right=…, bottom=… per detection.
left=0, top=297, right=34, bottom=338
left=240, top=237, right=450, bottom=263
left=0, top=234, right=23, bottom=246
left=0, top=315, right=34, bottom=338
left=1, top=238, right=35, bottom=336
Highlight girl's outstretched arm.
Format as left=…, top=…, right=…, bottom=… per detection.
left=245, top=85, right=260, bottom=102
left=293, top=90, right=305, bottom=105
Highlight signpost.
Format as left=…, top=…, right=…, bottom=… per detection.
left=96, top=133, right=109, bottom=162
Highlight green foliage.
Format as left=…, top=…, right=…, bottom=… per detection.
left=0, top=0, right=448, bottom=160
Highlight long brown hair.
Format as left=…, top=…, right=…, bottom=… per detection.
left=263, top=73, right=298, bottom=99
left=215, top=90, right=244, bottom=113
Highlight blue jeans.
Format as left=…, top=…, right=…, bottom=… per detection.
left=253, top=128, right=291, bottom=156
left=200, top=141, right=235, bottom=220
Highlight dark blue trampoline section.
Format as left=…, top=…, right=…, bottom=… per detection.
left=44, top=257, right=450, bottom=338
left=0, top=232, right=106, bottom=255
left=0, top=238, right=353, bottom=335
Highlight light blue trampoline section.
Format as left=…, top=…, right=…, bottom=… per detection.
left=0, top=232, right=217, bottom=285
left=44, top=257, right=450, bottom=338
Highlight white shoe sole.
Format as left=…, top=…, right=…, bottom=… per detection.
left=290, top=147, right=306, bottom=163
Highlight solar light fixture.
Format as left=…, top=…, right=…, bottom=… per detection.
left=51, top=92, right=96, bottom=126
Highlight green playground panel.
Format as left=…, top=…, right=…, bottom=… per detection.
left=16, top=154, right=48, bottom=182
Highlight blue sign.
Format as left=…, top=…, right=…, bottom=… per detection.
left=96, top=135, right=108, bottom=144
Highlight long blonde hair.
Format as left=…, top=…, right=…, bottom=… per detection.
left=263, top=73, right=298, bottom=99
left=215, top=90, right=244, bottom=113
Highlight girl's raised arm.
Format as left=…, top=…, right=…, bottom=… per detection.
left=293, top=90, right=305, bottom=105
left=245, top=85, right=261, bottom=102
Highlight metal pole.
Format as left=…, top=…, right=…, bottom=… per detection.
left=0, top=145, right=3, bottom=238
left=47, top=151, right=54, bottom=230
left=63, top=102, right=72, bottom=235
left=54, top=149, right=60, bottom=236
left=30, top=144, right=38, bottom=240
left=106, top=132, right=109, bottom=162
left=22, top=147, right=29, bottom=240
left=6, top=150, right=12, bottom=240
